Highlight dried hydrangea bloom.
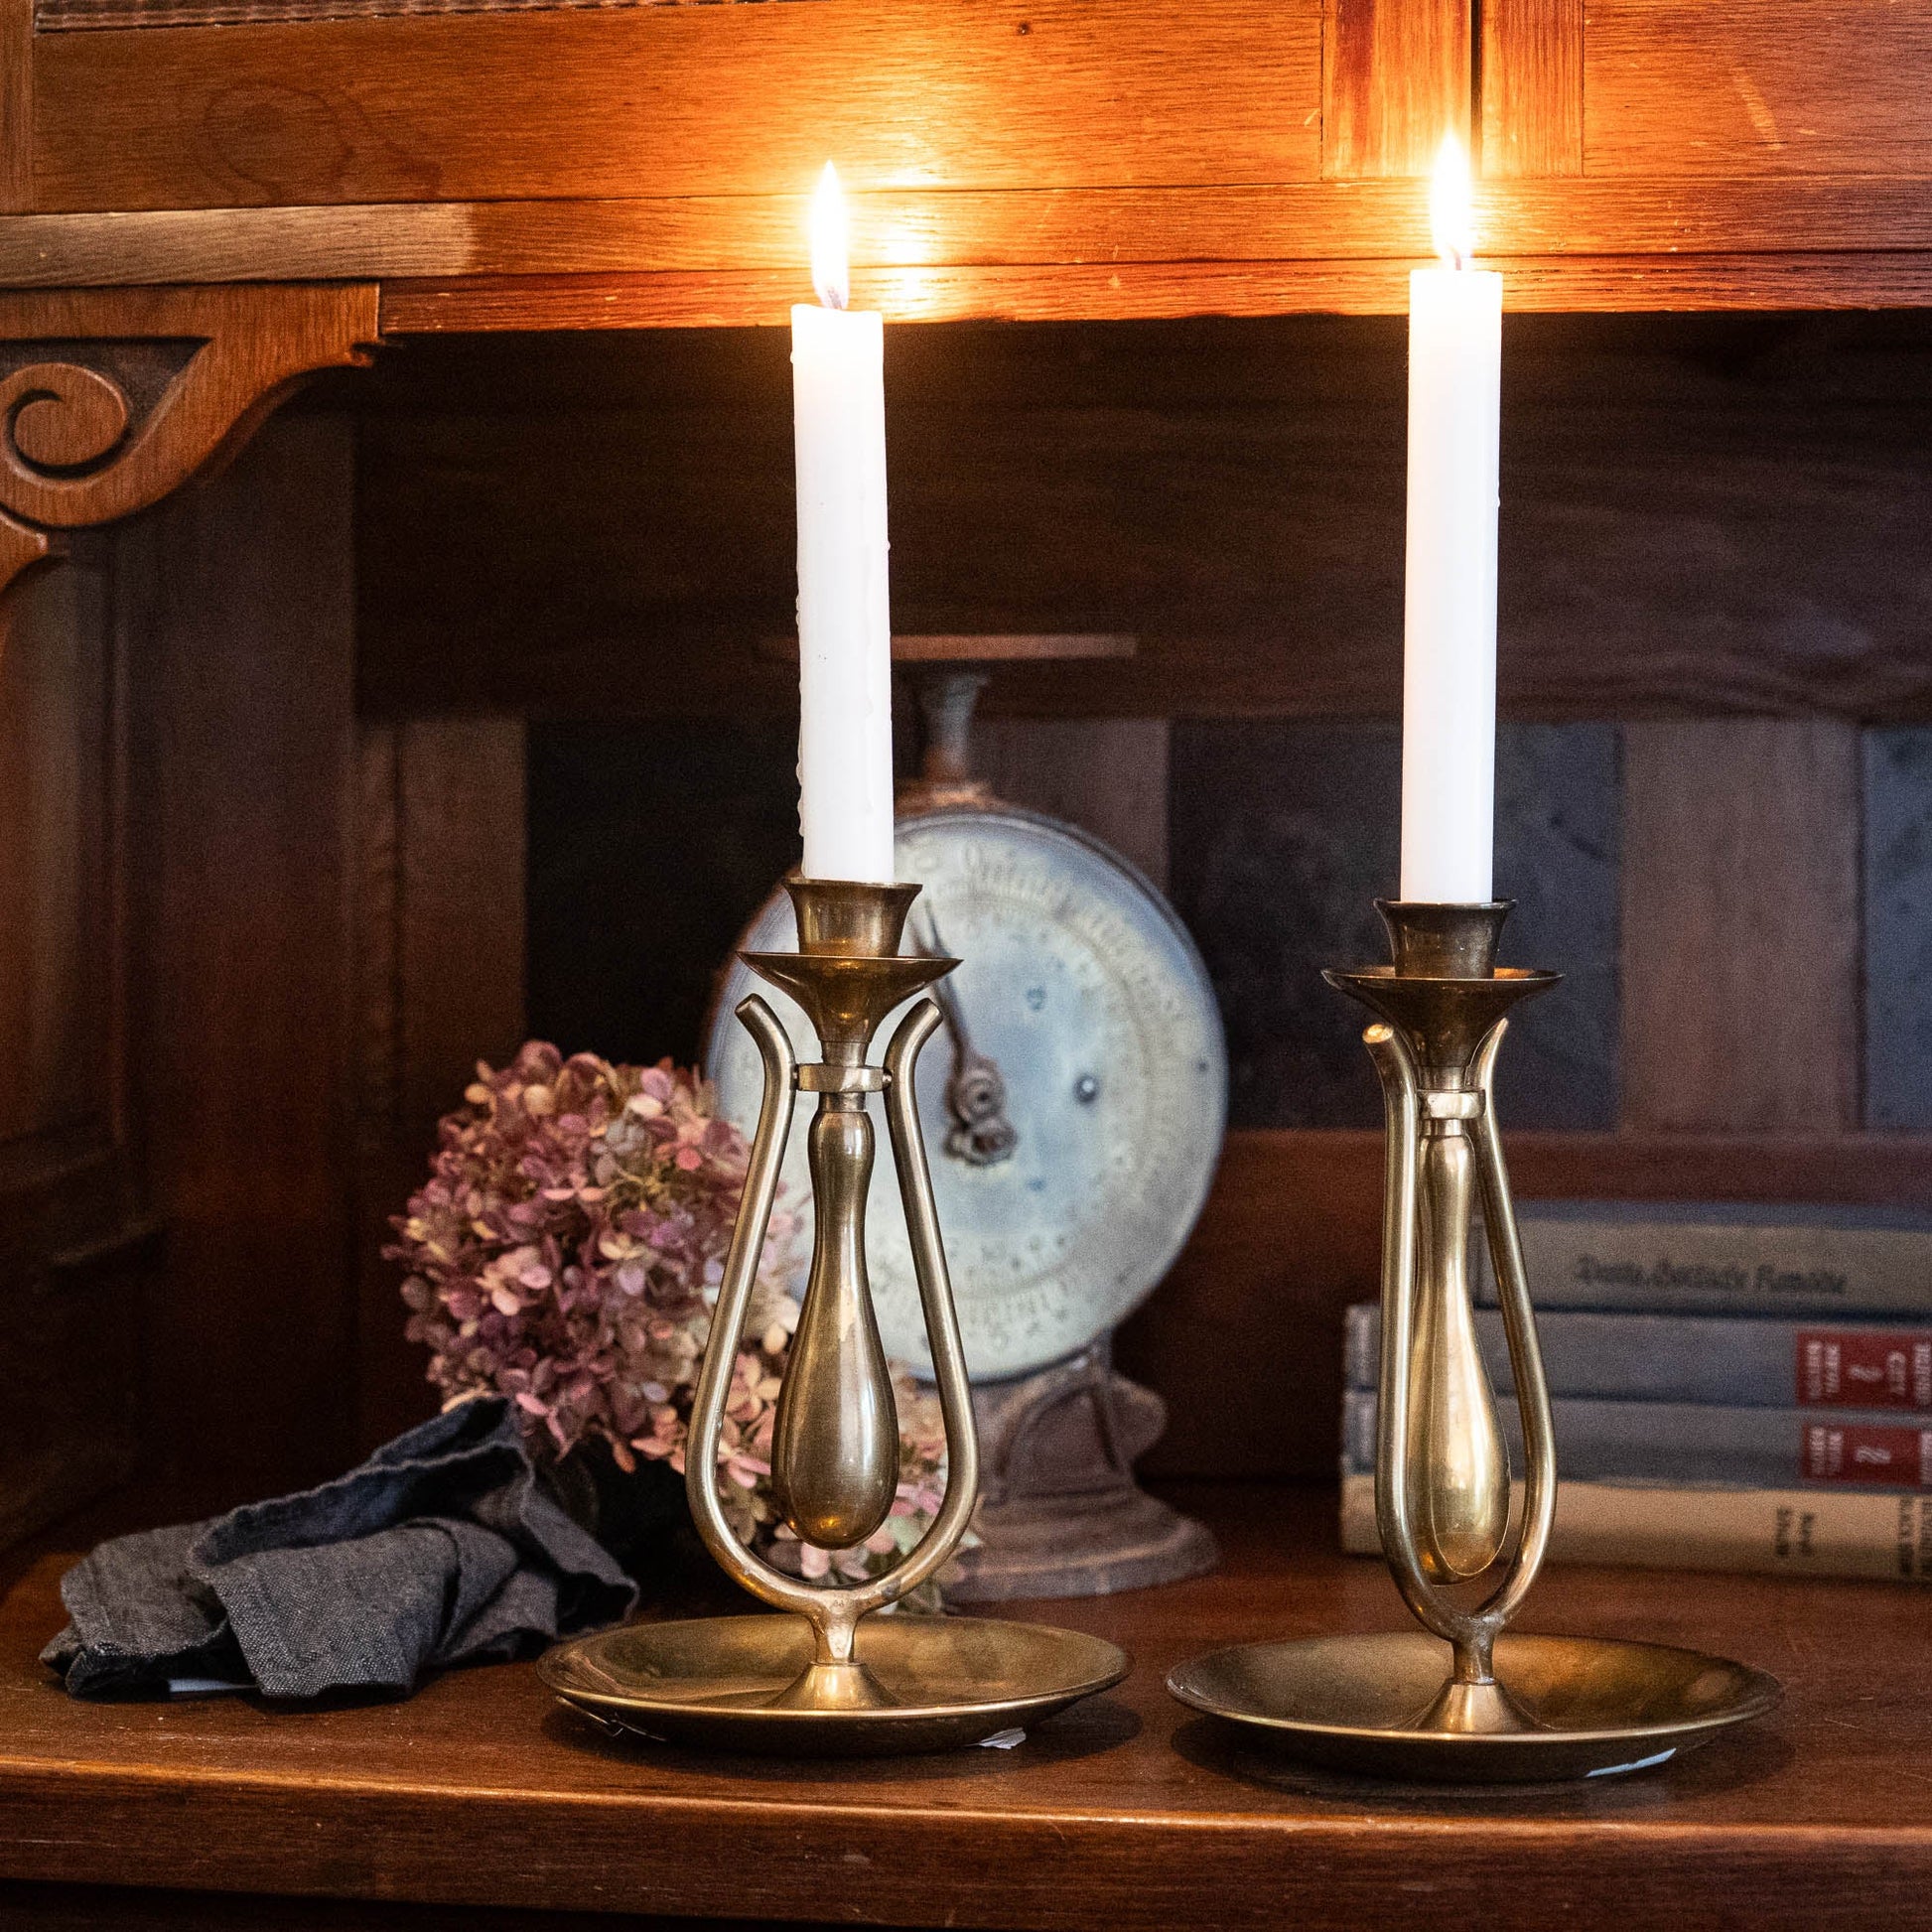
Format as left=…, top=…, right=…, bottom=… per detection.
left=387, top=1041, right=950, bottom=1580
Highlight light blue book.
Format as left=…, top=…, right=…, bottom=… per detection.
left=1473, top=1199, right=1932, bottom=1316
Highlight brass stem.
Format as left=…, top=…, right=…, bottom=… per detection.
left=769, top=1095, right=900, bottom=1549
left=1408, top=1123, right=1511, bottom=1581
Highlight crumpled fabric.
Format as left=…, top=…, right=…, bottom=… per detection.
left=42, top=1396, right=636, bottom=1700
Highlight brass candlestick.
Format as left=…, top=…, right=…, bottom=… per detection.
left=1168, top=901, right=1779, bottom=1781
left=541, top=878, right=1127, bottom=1755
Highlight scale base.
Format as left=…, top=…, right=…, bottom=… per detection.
left=542, top=1613, right=1129, bottom=1757
left=1167, top=1630, right=1780, bottom=1782
left=944, top=1348, right=1220, bottom=1601
left=948, top=1486, right=1218, bottom=1601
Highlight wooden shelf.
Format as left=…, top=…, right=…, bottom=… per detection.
left=0, top=1482, right=1924, bottom=1930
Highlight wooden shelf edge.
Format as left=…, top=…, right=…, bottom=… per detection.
left=376, top=256, right=1932, bottom=332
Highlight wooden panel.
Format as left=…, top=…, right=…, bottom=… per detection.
left=380, top=253, right=1932, bottom=332
left=1121, top=1125, right=1932, bottom=1480
left=33, top=0, right=1322, bottom=213
left=1620, top=720, right=1861, bottom=1136
left=353, top=717, right=526, bottom=1451
left=40, top=0, right=783, bottom=26
left=974, top=719, right=1171, bottom=890
left=1323, top=0, right=1470, bottom=179
left=0, top=566, right=113, bottom=1152
left=395, top=720, right=527, bottom=1127
left=13, top=180, right=1932, bottom=295
left=0, top=1884, right=773, bottom=1932
left=121, top=410, right=359, bottom=1504
left=357, top=316, right=1932, bottom=727
left=0, top=0, right=30, bottom=213
left=1587, top=0, right=1932, bottom=179
left=6, top=1488, right=1932, bottom=1930
left=1479, top=0, right=1583, bottom=178
left=0, top=1885, right=768, bottom=1932
left=0, top=1228, right=150, bottom=1548
left=0, top=557, right=144, bottom=1548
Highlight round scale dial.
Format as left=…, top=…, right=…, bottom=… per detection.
left=705, top=808, right=1226, bottom=1381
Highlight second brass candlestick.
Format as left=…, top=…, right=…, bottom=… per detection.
left=543, top=878, right=1127, bottom=1755
left=1169, top=900, right=1779, bottom=1781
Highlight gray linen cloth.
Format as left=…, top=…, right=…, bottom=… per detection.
left=42, top=1396, right=636, bottom=1700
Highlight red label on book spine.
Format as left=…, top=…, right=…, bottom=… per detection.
left=1802, top=1422, right=1932, bottom=1486
left=1796, top=1331, right=1932, bottom=1410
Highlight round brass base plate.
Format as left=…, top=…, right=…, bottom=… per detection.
left=1167, top=1631, right=1780, bottom=1782
left=541, top=1613, right=1130, bottom=1756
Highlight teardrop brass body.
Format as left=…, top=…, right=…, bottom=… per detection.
left=1408, top=1128, right=1510, bottom=1580
left=769, top=1097, right=900, bottom=1550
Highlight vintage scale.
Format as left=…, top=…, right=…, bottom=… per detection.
left=706, top=635, right=1228, bottom=1598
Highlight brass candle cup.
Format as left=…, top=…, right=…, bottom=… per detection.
left=541, top=878, right=1128, bottom=1755
left=1167, top=901, right=1779, bottom=1781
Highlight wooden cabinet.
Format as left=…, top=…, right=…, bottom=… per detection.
left=0, top=0, right=1929, bottom=1522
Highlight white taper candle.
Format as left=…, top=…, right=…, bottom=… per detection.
left=1400, top=135, right=1501, bottom=905
left=792, top=163, right=897, bottom=885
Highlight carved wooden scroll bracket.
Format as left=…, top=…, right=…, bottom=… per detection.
left=0, top=283, right=380, bottom=609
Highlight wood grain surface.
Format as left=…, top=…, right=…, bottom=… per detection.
left=0, top=558, right=144, bottom=1551
left=0, top=0, right=31, bottom=216
left=352, top=717, right=527, bottom=1452
left=31, top=0, right=1323, bottom=213
left=1586, top=0, right=1932, bottom=178
left=0, top=1484, right=1927, bottom=1930
left=375, top=254, right=1932, bottom=331
left=8, top=178, right=1932, bottom=293
left=972, top=719, right=1172, bottom=890
left=0, top=184, right=1923, bottom=321
left=354, top=316, right=1932, bottom=727
left=11, top=0, right=1932, bottom=325
left=117, top=415, right=362, bottom=1502
left=1480, top=0, right=1583, bottom=178
left=1620, top=721, right=1862, bottom=1135
left=1322, top=0, right=1470, bottom=180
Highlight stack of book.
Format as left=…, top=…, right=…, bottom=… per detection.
left=1340, top=1200, right=1932, bottom=1584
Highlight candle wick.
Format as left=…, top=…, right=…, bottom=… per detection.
left=821, top=289, right=849, bottom=313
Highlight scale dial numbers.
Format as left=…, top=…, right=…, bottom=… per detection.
left=705, top=809, right=1227, bottom=1382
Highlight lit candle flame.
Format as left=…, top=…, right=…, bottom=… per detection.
left=1429, top=133, right=1476, bottom=269
left=809, top=161, right=850, bottom=311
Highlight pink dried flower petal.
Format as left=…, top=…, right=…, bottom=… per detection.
left=391, top=1042, right=948, bottom=1579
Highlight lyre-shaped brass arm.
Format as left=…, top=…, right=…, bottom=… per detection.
left=685, top=887, right=980, bottom=1713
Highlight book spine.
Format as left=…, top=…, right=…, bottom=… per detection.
left=1339, top=1472, right=1932, bottom=1584
left=1474, top=1217, right=1932, bottom=1316
left=1343, top=1304, right=1932, bottom=1411
left=1341, top=1390, right=1932, bottom=1489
